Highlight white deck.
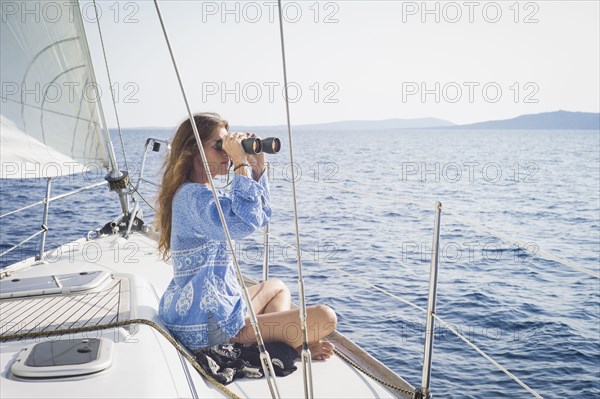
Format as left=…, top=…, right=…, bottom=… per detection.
left=0, top=231, right=410, bottom=398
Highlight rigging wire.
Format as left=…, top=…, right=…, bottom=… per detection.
left=127, top=181, right=156, bottom=213
left=91, top=0, right=130, bottom=174
left=275, top=1, right=314, bottom=397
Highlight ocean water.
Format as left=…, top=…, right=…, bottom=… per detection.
left=1, top=129, right=599, bottom=398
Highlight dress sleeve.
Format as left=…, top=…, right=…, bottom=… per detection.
left=189, top=173, right=272, bottom=240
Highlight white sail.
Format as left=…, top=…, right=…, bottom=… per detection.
left=0, top=115, right=89, bottom=178
left=0, top=1, right=109, bottom=179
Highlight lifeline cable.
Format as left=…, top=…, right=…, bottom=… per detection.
left=264, top=230, right=546, bottom=399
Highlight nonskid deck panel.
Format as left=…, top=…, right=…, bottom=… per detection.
left=0, top=277, right=130, bottom=338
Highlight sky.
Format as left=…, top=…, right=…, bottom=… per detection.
left=78, top=0, right=600, bottom=128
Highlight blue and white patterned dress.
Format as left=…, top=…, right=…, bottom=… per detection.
left=159, top=173, right=271, bottom=350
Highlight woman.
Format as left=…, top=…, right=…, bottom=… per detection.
left=156, top=113, right=336, bottom=361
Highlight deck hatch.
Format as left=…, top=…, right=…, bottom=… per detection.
left=11, top=338, right=113, bottom=379
left=0, top=271, right=111, bottom=299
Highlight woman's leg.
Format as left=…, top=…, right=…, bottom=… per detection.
left=247, top=278, right=291, bottom=315
left=231, top=304, right=337, bottom=360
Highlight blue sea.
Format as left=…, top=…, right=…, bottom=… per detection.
left=1, top=129, right=599, bottom=398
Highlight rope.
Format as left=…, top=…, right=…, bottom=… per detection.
left=0, top=318, right=240, bottom=399
left=91, top=0, right=130, bottom=174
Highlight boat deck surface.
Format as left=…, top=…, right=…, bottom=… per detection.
left=0, top=231, right=412, bottom=398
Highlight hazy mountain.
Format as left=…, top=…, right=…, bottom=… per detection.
left=234, top=111, right=599, bottom=131
left=455, top=110, right=599, bottom=130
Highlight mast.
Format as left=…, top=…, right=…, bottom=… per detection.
left=74, top=0, right=130, bottom=217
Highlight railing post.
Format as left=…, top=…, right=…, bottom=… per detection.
left=36, top=177, right=52, bottom=262
left=414, top=201, right=442, bottom=399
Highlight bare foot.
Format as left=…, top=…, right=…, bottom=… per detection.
left=296, top=341, right=335, bottom=361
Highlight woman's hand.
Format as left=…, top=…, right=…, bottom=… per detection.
left=244, top=132, right=266, bottom=181
left=223, top=132, right=266, bottom=180
left=222, top=132, right=248, bottom=166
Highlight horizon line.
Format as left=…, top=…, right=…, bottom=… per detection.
left=110, top=109, right=599, bottom=130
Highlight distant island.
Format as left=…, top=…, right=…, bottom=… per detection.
left=232, top=111, right=599, bottom=131
left=122, top=110, right=599, bottom=132
left=453, top=110, right=600, bottom=130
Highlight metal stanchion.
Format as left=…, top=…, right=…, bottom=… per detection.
left=35, top=177, right=52, bottom=262
left=414, top=201, right=442, bottom=399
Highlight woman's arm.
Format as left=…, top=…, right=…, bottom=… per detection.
left=183, top=175, right=271, bottom=241
left=180, top=132, right=271, bottom=240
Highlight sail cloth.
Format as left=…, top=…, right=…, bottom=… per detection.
left=0, top=1, right=109, bottom=179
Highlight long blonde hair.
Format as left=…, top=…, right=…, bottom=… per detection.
left=156, top=113, right=229, bottom=260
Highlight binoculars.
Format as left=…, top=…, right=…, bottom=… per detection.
left=215, top=137, right=281, bottom=155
